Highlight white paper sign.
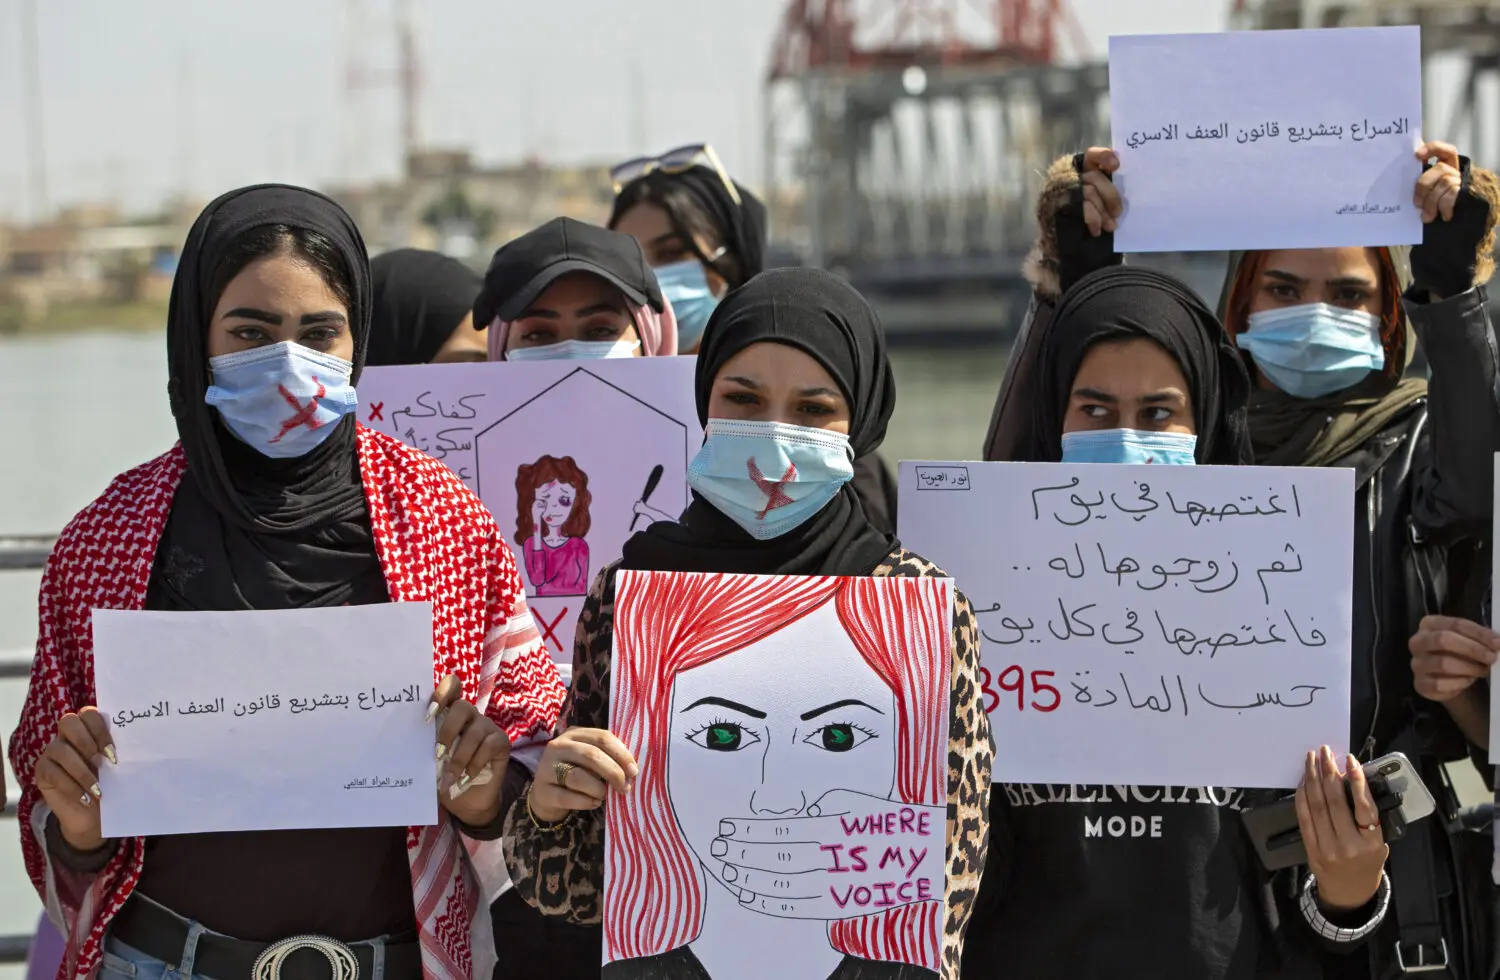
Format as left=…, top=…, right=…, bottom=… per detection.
left=900, top=461, right=1354, bottom=788
left=358, top=359, right=702, bottom=674
left=94, top=604, right=437, bottom=837
left=1110, top=27, right=1423, bottom=253
left=1490, top=454, right=1500, bottom=760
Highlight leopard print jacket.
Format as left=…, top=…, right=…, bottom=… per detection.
left=501, top=547, right=993, bottom=980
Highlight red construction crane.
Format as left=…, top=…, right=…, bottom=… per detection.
left=768, top=0, right=1091, bottom=80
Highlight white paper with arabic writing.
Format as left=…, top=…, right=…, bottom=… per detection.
left=1110, top=27, right=1422, bottom=253
left=1490, top=454, right=1500, bottom=760
left=94, top=604, right=437, bottom=837
left=899, top=462, right=1353, bottom=788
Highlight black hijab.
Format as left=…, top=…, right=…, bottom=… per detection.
left=1023, top=266, right=1253, bottom=466
left=367, top=248, right=483, bottom=366
left=153, top=184, right=386, bottom=612
left=620, top=268, right=898, bottom=576
left=611, top=165, right=768, bottom=285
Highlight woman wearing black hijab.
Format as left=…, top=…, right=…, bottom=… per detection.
left=368, top=248, right=486, bottom=365
left=611, top=148, right=902, bottom=535
left=964, top=265, right=1393, bottom=980
left=497, top=268, right=992, bottom=980
left=12, top=185, right=565, bottom=980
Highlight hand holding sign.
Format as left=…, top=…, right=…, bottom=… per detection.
left=34, top=707, right=116, bottom=852
left=713, top=790, right=944, bottom=921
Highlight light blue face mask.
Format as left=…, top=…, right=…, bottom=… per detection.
left=205, top=341, right=358, bottom=459
left=687, top=419, right=855, bottom=540
left=1060, top=428, right=1198, bottom=466
left=654, top=259, right=721, bottom=351
left=506, top=338, right=641, bottom=362
left=1236, top=303, right=1385, bottom=400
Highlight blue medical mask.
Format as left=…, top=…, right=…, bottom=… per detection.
left=505, top=338, right=640, bottom=362
left=1060, top=428, right=1198, bottom=466
left=654, top=259, right=721, bottom=350
left=1237, top=303, right=1385, bottom=400
left=687, top=419, right=855, bottom=540
left=205, top=341, right=357, bottom=459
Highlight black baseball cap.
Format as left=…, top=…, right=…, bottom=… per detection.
left=473, top=217, right=665, bottom=326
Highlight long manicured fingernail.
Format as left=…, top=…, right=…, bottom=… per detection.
left=103, top=746, right=118, bottom=766
left=424, top=702, right=440, bottom=724
left=454, top=773, right=473, bottom=796
left=89, top=783, right=101, bottom=799
left=436, top=743, right=447, bottom=762
left=79, top=793, right=92, bottom=808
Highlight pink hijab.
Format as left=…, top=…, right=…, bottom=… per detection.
left=487, top=288, right=678, bottom=360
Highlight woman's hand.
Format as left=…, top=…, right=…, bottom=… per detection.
left=430, top=675, right=510, bottom=826
left=1078, top=147, right=1123, bottom=237
left=33, top=707, right=115, bottom=852
left=1415, top=142, right=1463, bottom=223
left=531, top=499, right=546, bottom=542
left=1295, top=746, right=1388, bottom=912
left=714, top=790, right=945, bottom=921
left=1409, top=614, right=1496, bottom=702
left=528, top=728, right=637, bottom=824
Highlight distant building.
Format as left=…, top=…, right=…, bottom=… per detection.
left=328, top=149, right=616, bottom=263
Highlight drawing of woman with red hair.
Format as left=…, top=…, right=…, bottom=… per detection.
left=601, top=571, right=952, bottom=980
left=515, top=454, right=592, bottom=596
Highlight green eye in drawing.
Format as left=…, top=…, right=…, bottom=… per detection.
left=686, top=720, right=761, bottom=752
left=804, top=723, right=877, bottom=753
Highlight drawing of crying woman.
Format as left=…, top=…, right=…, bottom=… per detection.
left=499, top=268, right=993, bottom=980
left=966, top=266, right=1393, bottom=980
left=516, top=455, right=592, bottom=597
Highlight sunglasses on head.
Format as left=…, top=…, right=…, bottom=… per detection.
left=610, top=143, right=743, bottom=207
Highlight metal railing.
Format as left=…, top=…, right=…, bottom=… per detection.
left=1, top=534, right=56, bottom=964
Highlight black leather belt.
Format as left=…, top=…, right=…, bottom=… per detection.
left=110, top=898, right=423, bottom=980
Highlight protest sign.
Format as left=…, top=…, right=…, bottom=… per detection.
left=1491, top=454, right=1500, bottom=760
left=1110, top=26, right=1422, bottom=252
left=358, top=358, right=701, bottom=675
left=900, top=461, right=1353, bottom=788
left=602, top=571, right=951, bottom=979
left=94, top=603, right=436, bottom=837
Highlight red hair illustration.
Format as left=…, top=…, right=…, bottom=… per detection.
left=604, top=571, right=950, bottom=972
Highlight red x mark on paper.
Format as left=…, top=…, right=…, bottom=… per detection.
left=748, top=459, right=797, bottom=519
left=269, top=378, right=327, bottom=444
left=368, top=401, right=385, bottom=422
left=538, top=606, right=570, bottom=654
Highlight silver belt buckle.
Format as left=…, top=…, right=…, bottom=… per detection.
left=1393, top=937, right=1449, bottom=973
left=252, top=935, right=361, bottom=980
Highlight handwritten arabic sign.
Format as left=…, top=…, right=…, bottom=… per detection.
left=94, top=604, right=437, bottom=836
left=1109, top=26, right=1422, bottom=252
left=900, top=462, right=1353, bottom=788
left=358, top=358, right=701, bottom=681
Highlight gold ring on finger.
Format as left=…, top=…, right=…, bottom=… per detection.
left=553, top=761, right=575, bottom=788
left=1358, top=821, right=1380, bottom=833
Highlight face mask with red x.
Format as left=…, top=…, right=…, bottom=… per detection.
left=205, top=341, right=358, bottom=459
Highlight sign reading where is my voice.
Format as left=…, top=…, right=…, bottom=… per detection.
left=1109, top=26, right=1422, bottom=252
left=358, top=358, right=701, bottom=676
left=900, top=462, right=1354, bottom=789
left=602, top=571, right=952, bottom=980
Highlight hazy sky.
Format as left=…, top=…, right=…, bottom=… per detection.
left=0, top=0, right=1223, bottom=218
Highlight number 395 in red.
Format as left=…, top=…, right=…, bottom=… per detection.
left=979, top=666, right=1061, bottom=714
